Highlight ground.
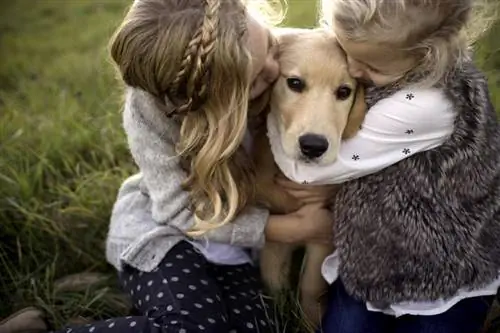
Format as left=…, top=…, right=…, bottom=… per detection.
left=0, top=0, right=499, bottom=331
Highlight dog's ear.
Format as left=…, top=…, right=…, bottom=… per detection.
left=342, top=85, right=366, bottom=139
left=276, top=33, right=298, bottom=50
left=271, top=27, right=307, bottom=53
left=271, top=27, right=309, bottom=40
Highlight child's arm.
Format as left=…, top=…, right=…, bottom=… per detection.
left=123, top=88, right=266, bottom=248
left=273, top=88, right=456, bottom=185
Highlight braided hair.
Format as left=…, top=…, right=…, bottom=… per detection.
left=168, top=0, right=221, bottom=115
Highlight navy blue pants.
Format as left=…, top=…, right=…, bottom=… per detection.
left=57, top=241, right=275, bottom=333
left=318, top=280, right=494, bottom=333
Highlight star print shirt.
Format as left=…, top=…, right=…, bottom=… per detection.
left=267, top=88, right=456, bottom=185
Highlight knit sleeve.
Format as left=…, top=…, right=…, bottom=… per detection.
left=272, top=88, right=456, bottom=185
left=124, top=87, right=269, bottom=248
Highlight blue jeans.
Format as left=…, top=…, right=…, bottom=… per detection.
left=318, top=280, right=494, bottom=333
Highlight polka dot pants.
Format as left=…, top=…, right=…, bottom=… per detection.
left=56, top=241, right=275, bottom=333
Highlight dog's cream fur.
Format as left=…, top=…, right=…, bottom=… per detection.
left=253, top=28, right=366, bottom=330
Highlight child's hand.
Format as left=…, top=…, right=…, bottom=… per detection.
left=295, top=203, right=334, bottom=245
left=275, top=174, right=338, bottom=206
left=265, top=203, right=334, bottom=245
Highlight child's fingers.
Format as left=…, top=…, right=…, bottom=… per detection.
left=276, top=179, right=334, bottom=197
left=280, top=189, right=330, bottom=207
left=274, top=175, right=307, bottom=189
left=280, top=187, right=321, bottom=199
left=275, top=175, right=327, bottom=190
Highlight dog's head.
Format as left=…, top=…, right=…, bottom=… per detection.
left=270, top=28, right=366, bottom=165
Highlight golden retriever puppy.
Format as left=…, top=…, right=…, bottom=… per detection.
left=253, top=28, right=366, bottom=330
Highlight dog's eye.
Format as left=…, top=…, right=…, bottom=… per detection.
left=336, top=85, right=352, bottom=100
left=286, top=77, right=306, bottom=93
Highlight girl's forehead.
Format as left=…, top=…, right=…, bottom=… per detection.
left=338, top=36, right=407, bottom=65
left=339, top=37, right=389, bottom=58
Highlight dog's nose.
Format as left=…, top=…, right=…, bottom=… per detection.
left=298, top=134, right=329, bottom=159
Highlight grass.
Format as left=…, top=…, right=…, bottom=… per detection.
left=0, top=0, right=499, bottom=331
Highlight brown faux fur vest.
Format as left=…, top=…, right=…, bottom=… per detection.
left=333, top=61, right=500, bottom=304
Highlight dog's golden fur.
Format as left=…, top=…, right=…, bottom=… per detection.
left=253, top=28, right=366, bottom=330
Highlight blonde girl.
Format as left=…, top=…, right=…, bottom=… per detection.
left=45, top=0, right=335, bottom=332
left=272, top=0, right=500, bottom=332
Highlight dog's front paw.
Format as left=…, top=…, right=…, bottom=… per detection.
left=300, top=295, right=324, bottom=332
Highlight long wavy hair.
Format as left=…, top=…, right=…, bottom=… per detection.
left=110, top=0, right=280, bottom=235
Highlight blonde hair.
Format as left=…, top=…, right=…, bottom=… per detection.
left=110, top=0, right=280, bottom=235
left=321, top=0, right=498, bottom=87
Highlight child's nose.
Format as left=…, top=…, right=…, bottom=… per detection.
left=263, top=56, right=279, bottom=83
left=347, top=57, right=365, bottom=78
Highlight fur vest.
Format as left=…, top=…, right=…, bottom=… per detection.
left=334, top=61, right=500, bottom=304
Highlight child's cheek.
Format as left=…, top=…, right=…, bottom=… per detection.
left=370, top=72, right=404, bottom=87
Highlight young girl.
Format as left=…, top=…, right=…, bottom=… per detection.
left=42, top=0, right=334, bottom=332
left=272, top=0, right=500, bottom=332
